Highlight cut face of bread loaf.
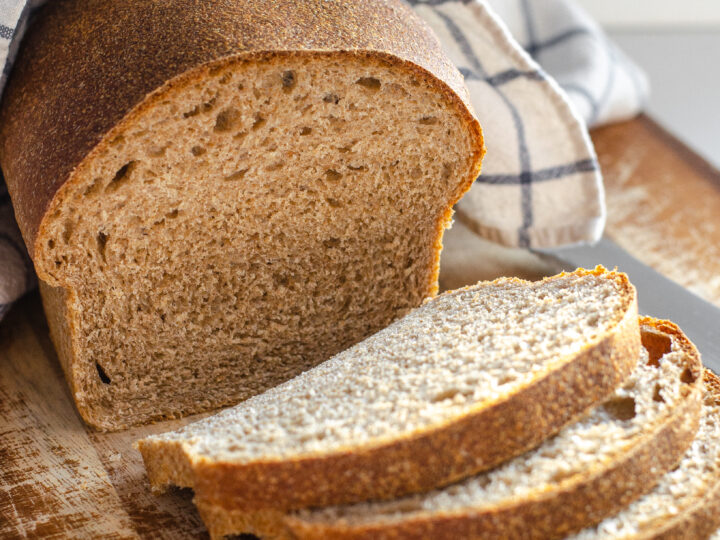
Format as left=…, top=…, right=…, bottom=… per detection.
left=192, top=317, right=702, bottom=540
left=0, top=0, right=484, bottom=430
left=572, top=369, right=720, bottom=540
left=137, top=268, right=640, bottom=515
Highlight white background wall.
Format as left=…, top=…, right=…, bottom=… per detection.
left=575, top=0, right=720, bottom=29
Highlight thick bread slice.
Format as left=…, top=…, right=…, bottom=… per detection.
left=0, top=0, right=484, bottom=430
left=572, top=369, right=720, bottom=540
left=191, top=317, right=702, bottom=540
left=137, top=267, right=640, bottom=514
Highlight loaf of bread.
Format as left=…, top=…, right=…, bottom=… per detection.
left=137, top=268, right=640, bottom=517
left=0, top=0, right=484, bottom=430
left=188, top=318, right=705, bottom=540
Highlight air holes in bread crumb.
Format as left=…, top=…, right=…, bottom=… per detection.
left=681, top=367, right=698, bottom=384
left=356, top=77, right=381, bottom=91
left=260, top=137, right=276, bottom=149
left=252, top=114, right=266, bottom=130
left=166, top=209, right=179, bottom=219
left=300, top=127, right=312, bottom=136
left=106, top=161, right=136, bottom=192
left=348, top=164, right=367, bottom=171
left=603, top=396, right=636, bottom=420
left=419, top=115, right=438, bottom=125
left=47, top=239, right=55, bottom=249
left=191, top=145, right=206, bottom=156
left=266, top=161, right=284, bottom=171
left=323, top=238, right=340, bottom=249
left=214, top=107, right=239, bottom=132
left=96, top=363, right=111, bottom=384
left=183, top=106, right=199, bottom=118
left=497, top=373, right=516, bottom=385
left=202, top=97, right=217, bottom=112
left=653, top=383, right=665, bottom=403
left=97, top=231, right=108, bottom=262
left=431, top=387, right=471, bottom=403
left=62, top=220, right=74, bottom=243
left=325, top=170, right=342, bottom=182
left=641, top=329, right=673, bottom=367
left=323, top=93, right=340, bottom=104
left=225, top=169, right=248, bottom=181
left=281, top=70, right=296, bottom=91
left=325, top=197, right=342, bottom=208
left=148, top=145, right=166, bottom=157
left=83, top=178, right=102, bottom=196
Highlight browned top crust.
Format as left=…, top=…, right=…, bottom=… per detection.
left=0, top=0, right=480, bottom=257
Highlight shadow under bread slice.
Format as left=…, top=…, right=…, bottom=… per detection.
left=137, top=268, right=640, bottom=512
left=194, top=317, right=703, bottom=540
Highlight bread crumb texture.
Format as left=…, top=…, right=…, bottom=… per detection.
left=34, top=54, right=478, bottom=428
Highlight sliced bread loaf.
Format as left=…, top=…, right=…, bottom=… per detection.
left=572, top=369, right=720, bottom=540
left=137, top=267, right=640, bottom=514
left=0, top=0, right=484, bottom=430
left=191, top=317, right=702, bottom=540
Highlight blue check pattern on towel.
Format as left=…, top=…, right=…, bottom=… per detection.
left=0, top=0, right=648, bottom=320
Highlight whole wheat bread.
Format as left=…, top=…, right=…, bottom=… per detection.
left=0, top=0, right=484, bottom=430
left=137, top=267, right=640, bottom=515
left=192, top=317, right=702, bottom=540
left=572, top=369, right=720, bottom=540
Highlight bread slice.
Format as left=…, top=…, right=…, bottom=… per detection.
left=571, top=369, right=720, bottom=540
left=137, top=267, right=640, bottom=515
left=190, top=317, right=702, bottom=540
left=0, top=0, right=484, bottom=430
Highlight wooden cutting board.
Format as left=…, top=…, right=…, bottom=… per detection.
left=2, top=115, right=720, bottom=539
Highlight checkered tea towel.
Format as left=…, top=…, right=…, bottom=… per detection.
left=0, top=0, right=648, bottom=320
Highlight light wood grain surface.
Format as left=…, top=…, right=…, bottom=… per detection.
left=2, top=115, right=719, bottom=538
left=595, top=115, right=720, bottom=305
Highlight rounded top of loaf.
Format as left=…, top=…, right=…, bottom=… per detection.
left=0, top=0, right=482, bottom=258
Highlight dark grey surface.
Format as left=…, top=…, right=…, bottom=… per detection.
left=539, top=237, right=720, bottom=373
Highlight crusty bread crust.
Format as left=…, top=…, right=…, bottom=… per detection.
left=138, top=268, right=642, bottom=513
left=189, top=317, right=705, bottom=540
left=0, top=0, right=483, bottom=265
